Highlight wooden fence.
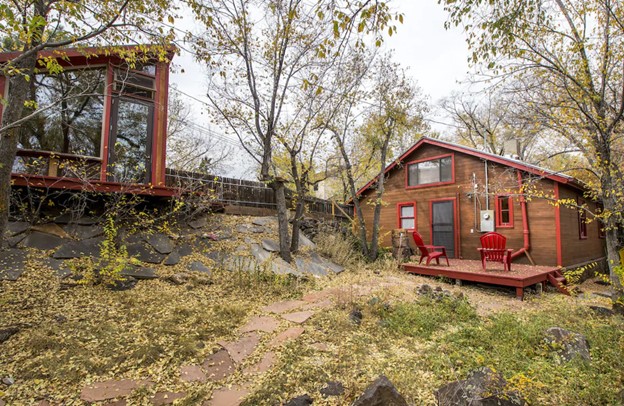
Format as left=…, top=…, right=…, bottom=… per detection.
left=165, top=168, right=354, bottom=220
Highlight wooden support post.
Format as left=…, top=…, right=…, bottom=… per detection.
left=455, top=279, right=462, bottom=286
left=515, top=287, right=524, bottom=301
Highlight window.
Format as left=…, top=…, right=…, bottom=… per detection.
left=495, top=195, right=513, bottom=228
left=407, top=155, right=453, bottom=188
left=578, top=200, right=588, bottom=239
left=16, top=68, right=106, bottom=158
left=107, top=65, right=156, bottom=183
left=397, top=202, right=416, bottom=230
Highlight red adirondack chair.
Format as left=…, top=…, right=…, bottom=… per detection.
left=478, top=232, right=513, bottom=271
left=411, top=231, right=450, bottom=266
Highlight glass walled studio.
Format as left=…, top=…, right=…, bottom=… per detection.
left=0, top=46, right=173, bottom=194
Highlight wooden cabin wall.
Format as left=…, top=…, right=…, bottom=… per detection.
left=357, top=144, right=573, bottom=266
left=558, top=184, right=606, bottom=266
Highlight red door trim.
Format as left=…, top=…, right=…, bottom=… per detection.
left=429, top=197, right=459, bottom=259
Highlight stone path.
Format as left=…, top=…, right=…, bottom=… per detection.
left=75, top=290, right=337, bottom=405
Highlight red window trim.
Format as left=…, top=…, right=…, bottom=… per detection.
left=578, top=198, right=588, bottom=240
left=404, top=153, right=455, bottom=190
left=397, top=201, right=417, bottom=230
left=495, top=194, right=514, bottom=228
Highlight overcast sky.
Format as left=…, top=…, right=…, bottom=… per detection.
left=168, top=0, right=471, bottom=178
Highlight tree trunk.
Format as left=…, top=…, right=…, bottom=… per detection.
left=0, top=54, right=38, bottom=248
left=272, top=179, right=292, bottom=263
left=369, top=134, right=391, bottom=261
left=333, top=134, right=370, bottom=258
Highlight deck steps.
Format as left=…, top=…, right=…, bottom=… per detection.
left=547, top=271, right=571, bottom=296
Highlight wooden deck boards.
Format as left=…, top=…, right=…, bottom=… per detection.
left=402, top=259, right=561, bottom=300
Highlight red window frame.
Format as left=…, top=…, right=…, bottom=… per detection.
left=405, top=153, right=455, bottom=190
left=397, top=202, right=416, bottom=230
left=495, top=195, right=514, bottom=228
left=578, top=199, right=588, bottom=240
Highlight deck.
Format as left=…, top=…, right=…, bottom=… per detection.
left=402, top=259, right=562, bottom=300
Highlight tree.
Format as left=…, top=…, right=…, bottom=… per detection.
left=359, top=54, right=429, bottom=260
left=440, top=0, right=624, bottom=309
left=0, top=0, right=177, bottom=247
left=189, top=0, right=399, bottom=262
left=440, top=89, right=544, bottom=161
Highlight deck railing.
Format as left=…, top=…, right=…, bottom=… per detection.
left=165, top=168, right=354, bottom=219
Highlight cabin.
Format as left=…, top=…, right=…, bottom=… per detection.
left=356, top=137, right=606, bottom=268
left=0, top=45, right=175, bottom=196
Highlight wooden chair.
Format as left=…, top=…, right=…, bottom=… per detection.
left=411, top=231, right=450, bottom=266
left=478, top=232, right=513, bottom=271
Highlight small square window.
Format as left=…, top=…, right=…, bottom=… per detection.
left=398, top=202, right=416, bottom=230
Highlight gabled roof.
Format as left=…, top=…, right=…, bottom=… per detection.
left=356, top=136, right=583, bottom=197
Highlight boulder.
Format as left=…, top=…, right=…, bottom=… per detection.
left=0, top=327, right=19, bottom=344
left=121, top=267, right=158, bottom=280
left=62, top=224, right=104, bottom=240
left=320, top=381, right=345, bottom=397
left=261, top=239, right=280, bottom=252
left=188, top=216, right=208, bottom=230
left=352, top=375, right=408, bottom=406
left=126, top=243, right=166, bottom=264
left=31, top=223, right=72, bottom=239
left=188, top=261, right=211, bottom=275
left=0, top=249, right=27, bottom=281
left=167, top=273, right=189, bottom=285
left=7, top=221, right=30, bottom=236
left=163, top=251, right=181, bottom=266
left=108, top=276, right=138, bottom=291
left=144, top=233, right=174, bottom=254
left=435, top=367, right=525, bottom=406
left=252, top=216, right=277, bottom=226
left=53, top=238, right=102, bottom=259
left=284, top=394, right=313, bottom=406
left=589, top=306, right=613, bottom=317
left=545, top=327, right=591, bottom=362
left=349, top=308, right=363, bottom=325
left=20, top=231, right=67, bottom=250
left=41, top=258, right=72, bottom=278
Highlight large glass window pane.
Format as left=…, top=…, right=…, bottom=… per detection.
left=440, top=156, right=452, bottom=182
left=18, top=69, right=105, bottom=157
left=110, top=99, right=152, bottom=183
left=417, top=160, right=439, bottom=184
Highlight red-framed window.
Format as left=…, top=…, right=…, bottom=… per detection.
left=397, top=202, right=416, bottom=230
left=578, top=199, right=588, bottom=239
left=495, top=195, right=514, bottom=228
left=405, top=153, right=454, bottom=189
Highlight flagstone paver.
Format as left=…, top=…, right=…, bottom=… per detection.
left=151, top=391, right=187, bottom=405
left=205, top=385, right=250, bottom=406
left=239, top=316, right=281, bottom=333
left=180, top=365, right=206, bottom=383
left=281, top=311, right=315, bottom=324
left=80, top=379, right=153, bottom=402
left=301, top=299, right=333, bottom=311
left=269, top=327, right=305, bottom=348
left=202, top=349, right=236, bottom=382
left=218, top=332, right=261, bottom=364
left=261, top=300, right=306, bottom=314
left=243, top=351, right=276, bottom=374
